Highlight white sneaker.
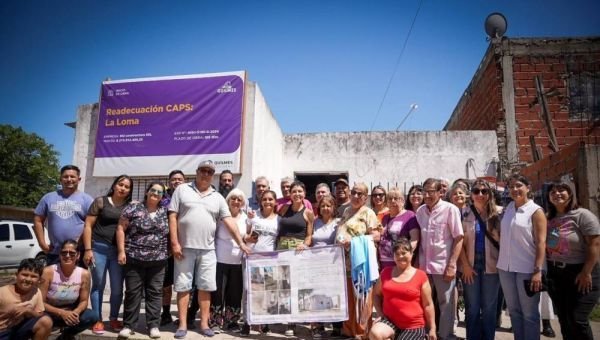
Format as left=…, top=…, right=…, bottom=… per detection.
left=118, top=327, right=133, bottom=338
left=149, top=327, right=161, bottom=339
left=285, top=329, right=295, bottom=336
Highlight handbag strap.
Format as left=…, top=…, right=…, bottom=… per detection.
left=470, top=205, right=500, bottom=250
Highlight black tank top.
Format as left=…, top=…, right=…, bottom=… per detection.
left=279, top=206, right=307, bottom=239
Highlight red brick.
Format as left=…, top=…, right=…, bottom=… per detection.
left=534, top=64, right=552, bottom=72
left=514, top=72, right=535, bottom=80
left=520, top=64, right=534, bottom=72
left=555, top=128, right=571, bottom=137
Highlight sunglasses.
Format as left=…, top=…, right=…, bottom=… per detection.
left=60, top=250, right=77, bottom=257
left=372, top=193, right=385, bottom=198
left=148, top=188, right=164, bottom=195
left=471, top=188, right=489, bottom=195
left=350, top=190, right=365, bottom=198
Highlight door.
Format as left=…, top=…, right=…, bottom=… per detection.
left=0, top=223, right=11, bottom=266
left=12, top=223, right=38, bottom=261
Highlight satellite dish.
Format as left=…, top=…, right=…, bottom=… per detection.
left=484, top=12, right=507, bottom=39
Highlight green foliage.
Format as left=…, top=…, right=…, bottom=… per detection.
left=0, top=124, right=60, bottom=208
left=591, top=303, right=600, bottom=322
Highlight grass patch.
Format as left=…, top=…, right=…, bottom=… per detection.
left=591, top=304, right=600, bottom=322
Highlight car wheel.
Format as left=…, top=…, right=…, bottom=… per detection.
left=34, top=252, right=48, bottom=267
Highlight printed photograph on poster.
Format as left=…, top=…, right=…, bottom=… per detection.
left=245, top=245, right=348, bottom=324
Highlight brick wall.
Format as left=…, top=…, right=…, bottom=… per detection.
left=519, top=141, right=581, bottom=191
left=445, top=56, right=503, bottom=131
left=512, top=53, right=600, bottom=164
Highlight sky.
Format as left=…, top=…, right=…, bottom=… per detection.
left=1, top=0, right=599, bottom=166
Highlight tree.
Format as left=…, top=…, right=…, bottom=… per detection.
left=0, top=124, right=60, bottom=208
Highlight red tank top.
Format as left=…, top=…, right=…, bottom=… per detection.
left=381, top=266, right=427, bottom=329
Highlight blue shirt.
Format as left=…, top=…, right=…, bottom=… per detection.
left=34, top=190, right=93, bottom=254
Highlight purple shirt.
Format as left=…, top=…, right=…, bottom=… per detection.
left=378, top=210, right=420, bottom=263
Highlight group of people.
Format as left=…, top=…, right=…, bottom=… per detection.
left=0, top=163, right=598, bottom=340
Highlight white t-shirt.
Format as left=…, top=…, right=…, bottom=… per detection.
left=168, top=183, right=231, bottom=250
left=248, top=211, right=280, bottom=252
left=215, top=212, right=248, bottom=265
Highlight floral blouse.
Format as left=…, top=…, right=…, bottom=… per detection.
left=121, top=202, right=169, bottom=261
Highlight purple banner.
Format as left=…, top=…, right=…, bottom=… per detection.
left=95, top=73, right=244, bottom=158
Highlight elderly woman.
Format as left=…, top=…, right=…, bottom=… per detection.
left=210, top=188, right=249, bottom=332
left=116, top=182, right=170, bottom=339
left=405, top=185, right=424, bottom=213
left=370, top=238, right=436, bottom=340
left=378, top=187, right=419, bottom=270
left=457, top=180, right=501, bottom=340
left=370, top=185, right=389, bottom=223
left=40, top=239, right=98, bottom=340
left=497, top=174, right=546, bottom=340
left=336, top=182, right=380, bottom=339
left=82, top=174, right=132, bottom=334
left=546, top=181, right=600, bottom=340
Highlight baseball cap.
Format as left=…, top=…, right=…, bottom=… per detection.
left=197, top=160, right=215, bottom=171
left=335, top=178, right=349, bottom=186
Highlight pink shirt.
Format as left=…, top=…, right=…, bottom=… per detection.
left=416, top=199, right=463, bottom=275
left=276, top=197, right=313, bottom=212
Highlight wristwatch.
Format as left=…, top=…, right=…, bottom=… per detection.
left=533, top=266, right=542, bottom=273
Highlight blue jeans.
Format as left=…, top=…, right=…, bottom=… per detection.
left=462, top=254, right=500, bottom=340
left=498, top=269, right=540, bottom=340
left=90, top=240, right=124, bottom=320
left=50, top=309, right=99, bottom=337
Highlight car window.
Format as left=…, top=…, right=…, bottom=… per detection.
left=0, top=224, right=8, bottom=241
left=14, top=224, right=33, bottom=240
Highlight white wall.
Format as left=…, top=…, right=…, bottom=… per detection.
left=282, top=131, right=499, bottom=188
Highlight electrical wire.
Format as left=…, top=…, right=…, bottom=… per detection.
left=368, top=0, right=425, bottom=131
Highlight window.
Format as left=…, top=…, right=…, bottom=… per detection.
left=567, top=61, right=600, bottom=121
left=0, top=224, right=9, bottom=241
left=14, top=224, right=33, bottom=240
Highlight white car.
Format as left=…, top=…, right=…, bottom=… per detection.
left=0, top=220, right=47, bottom=268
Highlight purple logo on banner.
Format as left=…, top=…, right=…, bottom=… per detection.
left=95, top=75, right=244, bottom=158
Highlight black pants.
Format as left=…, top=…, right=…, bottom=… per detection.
left=212, top=262, right=243, bottom=311
left=547, top=262, right=600, bottom=340
left=123, top=257, right=167, bottom=329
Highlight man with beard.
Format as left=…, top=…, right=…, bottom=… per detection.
left=218, top=170, right=234, bottom=198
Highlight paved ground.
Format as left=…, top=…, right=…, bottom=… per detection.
left=1, top=272, right=598, bottom=339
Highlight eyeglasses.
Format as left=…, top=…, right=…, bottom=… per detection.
left=148, top=188, right=164, bottom=195
left=198, top=168, right=215, bottom=175
left=423, top=189, right=439, bottom=196
left=471, top=188, right=489, bottom=195
left=350, top=190, right=365, bottom=198
left=60, top=251, right=77, bottom=257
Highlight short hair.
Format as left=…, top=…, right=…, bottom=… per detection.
left=225, top=188, right=246, bottom=207
left=143, top=181, right=166, bottom=204
left=60, top=165, right=81, bottom=176
left=254, top=176, right=268, bottom=185
left=315, top=183, right=331, bottom=193
left=547, top=181, right=579, bottom=219
left=280, top=177, right=294, bottom=184
left=386, top=187, right=405, bottom=202
left=317, top=194, right=338, bottom=217
left=60, top=239, right=79, bottom=251
left=353, top=182, right=369, bottom=195
left=18, top=258, right=44, bottom=276
left=423, top=178, right=441, bottom=191
left=107, top=174, right=133, bottom=204
left=220, top=170, right=233, bottom=180
left=450, top=182, right=469, bottom=196
left=169, top=170, right=185, bottom=179
left=392, top=237, right=413, bottom=253
left=290, top=181, right=306, bottom=192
